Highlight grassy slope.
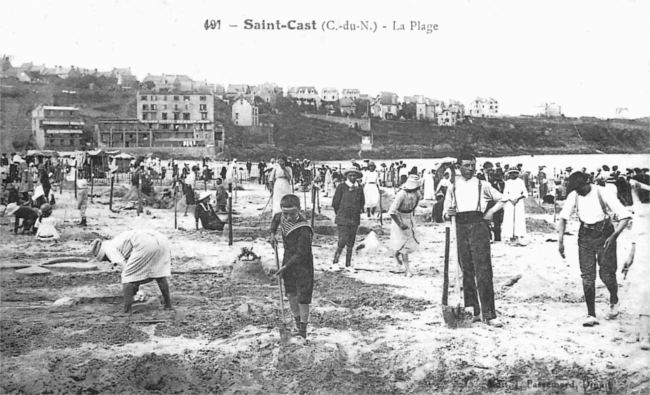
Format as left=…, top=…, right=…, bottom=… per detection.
left=2, top=79, right=648, bottom=159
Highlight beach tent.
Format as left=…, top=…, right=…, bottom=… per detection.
left=110, top=152, right=134, bottom=173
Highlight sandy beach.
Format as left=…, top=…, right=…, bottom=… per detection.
left=1, top=179, right=648, bottom=394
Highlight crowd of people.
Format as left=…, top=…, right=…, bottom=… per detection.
left=2, top=150, right=649, bottom=347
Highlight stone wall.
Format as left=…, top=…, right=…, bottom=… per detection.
left=302, top=113, right=371, bottom=131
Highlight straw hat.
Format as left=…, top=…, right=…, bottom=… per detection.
left=342, top=168, right=363, bottom=178
left=505, top=167, right=520, bottom=175
left=40, top=203, right=52, bottom=216
left=402, top=174, right=421, bottom=190
left=199, top=191, right=212, bottom=201
left=6, top=203, right=19, bottom=216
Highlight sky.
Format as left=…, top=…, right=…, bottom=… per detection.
left=1, top=0, right=649, bottom=118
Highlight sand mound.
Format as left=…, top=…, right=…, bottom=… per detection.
left=526, top=218, right=557, bottom=233
left=524, top=197, right=548, bottom=214
left=508, top=265, right=558, bottom=300
left=231, top=258, right=270, bottom=284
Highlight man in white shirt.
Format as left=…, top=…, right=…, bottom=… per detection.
left=558, top=172, right=631, bottom=327
left=444, top=153, right=507, bottom=327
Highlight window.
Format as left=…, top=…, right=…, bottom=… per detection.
left=183, top=96, right=190, bottom=101
left=162, top=124, right=170, bottom=130
left=174, top=104, right=179, bottom=111
left=235, top=113, right=239, bottom=119
left=183, top=113, right=190, bottom=120
left=164, top=96, right=167, bottom=101
left=184, top=104, right=189, bottom=110
left=151, top=95, right=157, bottom=101
left=142, top=104, right=148, bottom=110
left=141, top=96, right=147, bottom=101
left=200, top=96, right=206, bottom=101
left=163, top=104, right=168, bottom=110
left=70, top=111, right=74, bottom=116
left=60, top=111, right=64, bottom=116
left=173, top=113, right=179, bottom=120
left=151, top=104, right=157, bottom=110
left=142, top=113, right=147, bottom=120
left=162, top=113, right=168, bottom=120
left=59, top=139, right=64, bottom=146
left=173, top=96, right=179, bottom=101
left=70, top=139, right=74, bottom=146
left=201, top=112, right=207, bottom=120
left=199, top=104, right=207, bottom=111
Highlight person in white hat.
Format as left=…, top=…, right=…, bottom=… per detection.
left=91, top=229, right=173, bottom=315
left=268, top=155, right=294, bottom=216
left=77, top=179, right=88, bottom=226
left=362, top=162, right=381, bottom=219
left=389, top=174, right=422, bottom=277
left=332, top=167, right=365, bottom=267
left=502, top=166, right=528, bottom=244
left=195, top=191, right=224, bottom=230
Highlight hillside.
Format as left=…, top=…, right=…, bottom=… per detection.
left=2, top=78, right=648, bottom=160
left=0, top=79, right=135, bottom=151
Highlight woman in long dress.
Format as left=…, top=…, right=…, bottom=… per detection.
left=269, top=156, right=293, bottom=215
left=389, top=175, right=422, bottom=277
left=502, top=167, right=527, bottom=243
left=422, top=169, right=436, bottom=200
left=363, top=162, right=380, bottom=219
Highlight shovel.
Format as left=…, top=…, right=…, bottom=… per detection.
left=273, top=243, right=291, bottom=345
left=441, top=216, right=474, bottom=328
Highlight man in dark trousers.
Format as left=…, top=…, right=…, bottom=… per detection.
left=483, top=162, right=505, bottom=242
left=332, top=167, right=365, bottom=268
left=557, top=172, right=631, bottom=327
left=444, top=153, right=506, bottom=327
left=258, top=160, right=267, bottom=185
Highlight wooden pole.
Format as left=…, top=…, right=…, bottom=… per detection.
left=311, top=184, right=316, bottom=228
left=59, top=165, right=63, bottom=195
left=109, top=174, right=114, bottom=211
left=74, top=163, right=77, bottom=199
left=174, top=182, right=178, bottom=229
left=228, top=182, right=233, bottom=246
left=90, top=160, right=94, bottom=203
left=137, top=173, right=143, bottom=216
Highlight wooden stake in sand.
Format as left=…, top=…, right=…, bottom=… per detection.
left=109, top=174, right=114, bottom=211
left=74, top=165, right=78, bottom=199
left=228, top=182, right=233, bottom=246
left=174, top=182, right=178, bottom=230
left=137, top=173, right=143, bottom=216
left=90, top=160, right=94, bottom=203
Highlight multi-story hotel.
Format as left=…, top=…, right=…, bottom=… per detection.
left=31, top=105, right=85, bottom=150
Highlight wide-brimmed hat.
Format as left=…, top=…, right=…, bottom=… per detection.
left=342, top=168, right=363, bottom=178
left=199, top=191, right=212, bottom=201
left=40, top=203, right=52, bottom=215
left=505, top=167, right=520, bottom=175
left=402, top=175, right=421, bottom=190
left=368, top=161, right=376, bottom=168
left=91, top=239, right=106, bottom=261
left=6, top=203, right=19, bottom=216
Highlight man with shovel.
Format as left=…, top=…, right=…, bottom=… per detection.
left=444, top=153, right=507, bottom=327
left=269, top=194, right=314, bottom=339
